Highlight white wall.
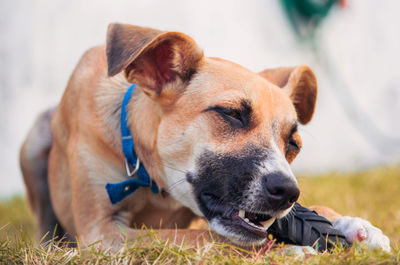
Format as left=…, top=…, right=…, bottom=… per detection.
left=1, top=0, right=399, bottom=197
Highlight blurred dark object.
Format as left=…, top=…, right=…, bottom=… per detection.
left=281, top=0, right=343, bottom=38
left=281, top=0, right=400, bottom=155
left=269, top=203, right=350, bottom=252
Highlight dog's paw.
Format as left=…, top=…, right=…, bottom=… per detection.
left=285, top=245, right=317, bottom=256
left=333, top=216, right=390, bottom=252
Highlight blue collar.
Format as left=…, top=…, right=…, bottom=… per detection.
left=105, top=84, right=159, bottom=204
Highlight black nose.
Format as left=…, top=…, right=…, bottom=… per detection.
left=264, top=172, right=300, bottom=210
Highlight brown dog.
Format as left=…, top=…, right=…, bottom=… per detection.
left=20, top=23, right=390, bottom=251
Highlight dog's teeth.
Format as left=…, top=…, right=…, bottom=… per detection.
left=237, top=210, right=274, bottom=231
left=259, top=217, right=276, bottom=229
left=238, top=210, right=245, bottom=218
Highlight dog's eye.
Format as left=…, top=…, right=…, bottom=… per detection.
left=209, top=107, right=244, bottom=128
left=286, top=124, right=301, bottom=152
left=288, top=139, right=300, bottom=150
left=219, top=108, right=244, bottom=127
left=221, top=109, right=241, bottom=120
left=286, top=136, right=301, bottom=163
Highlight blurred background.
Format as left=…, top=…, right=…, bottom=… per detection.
left=0, top=0, right=399, bottom=198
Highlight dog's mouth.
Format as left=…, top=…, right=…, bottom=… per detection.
left=236, top=209, right=276, bottom=233
left=199, top=193, right=277, bottom=242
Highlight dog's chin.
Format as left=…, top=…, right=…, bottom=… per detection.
left=199, top=194, right=294, bottom=247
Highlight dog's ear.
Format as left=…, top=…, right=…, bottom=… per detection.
left=106, top=23, right=203, bottom=100
left=259, top=66, right=317, bottom=124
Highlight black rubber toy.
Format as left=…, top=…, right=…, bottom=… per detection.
left=268, top=203, right=350, bottom=252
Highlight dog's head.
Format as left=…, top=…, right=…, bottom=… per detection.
left=107, top=24, right=317, bottom=246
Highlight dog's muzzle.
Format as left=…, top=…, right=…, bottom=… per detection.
left=190, top=149, right=300, bottom=245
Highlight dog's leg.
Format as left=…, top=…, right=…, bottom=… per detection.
left=77, top=214, right=222, bottom=250
left=61, top=146, right=222, bottom=250
left=129, top=228, right=221, bottom=248
left=20, top=108, right=70, bottom=243
left=309, top=205, right=390, bottom=251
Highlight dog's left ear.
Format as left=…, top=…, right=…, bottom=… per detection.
left=259, top=66, right=317, bottom=124
left=106, top=23, right=204, bottom=102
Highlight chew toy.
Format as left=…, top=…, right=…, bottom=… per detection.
left=268, top=203, right=350, bottom=251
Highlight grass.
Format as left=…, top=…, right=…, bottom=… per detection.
left=0, top=164, right=399, bottom=264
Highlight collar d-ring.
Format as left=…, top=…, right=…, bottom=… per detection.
left=125, top=157, right=140, bottom=177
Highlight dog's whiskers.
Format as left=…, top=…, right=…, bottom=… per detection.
left=157, top=161, right=189, bottom=175
left=149, top=159, right=193, bottom=193
left=166, top=178, right=187, bottom=192
left=151, top=159, right=233, bottom=217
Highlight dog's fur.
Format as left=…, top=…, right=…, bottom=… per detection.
left=20, top=24, right=390, bottom=251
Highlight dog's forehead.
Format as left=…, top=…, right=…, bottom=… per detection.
left=183, top=58, right=297, bottom=119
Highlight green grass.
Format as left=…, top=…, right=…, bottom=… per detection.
left=1, top=165, right=399, bottom=264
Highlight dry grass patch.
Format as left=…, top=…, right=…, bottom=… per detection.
left=1, top=164, right=399, bottom=264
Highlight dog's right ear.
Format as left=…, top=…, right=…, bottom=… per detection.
left=106, top=23, right=203, bottom=101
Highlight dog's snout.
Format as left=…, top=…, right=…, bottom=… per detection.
left=264, top=172, right=300, bottom=210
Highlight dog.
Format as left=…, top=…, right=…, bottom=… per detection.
left=20, top=23, right=390, bottom=252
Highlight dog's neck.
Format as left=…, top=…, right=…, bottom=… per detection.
left=96, top=73, right=166, bottom=188
left=129, top=89, right=165, bottom=188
